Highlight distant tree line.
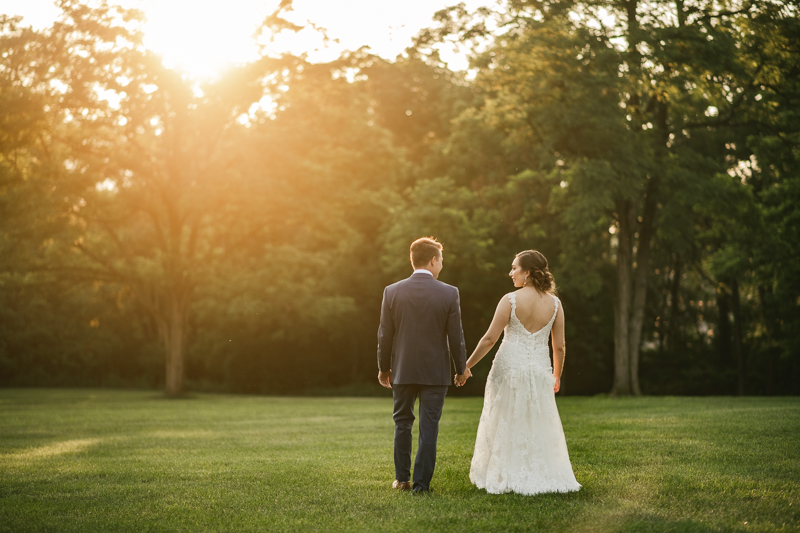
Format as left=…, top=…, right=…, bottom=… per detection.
left=1, top=0, right=798, bottom=396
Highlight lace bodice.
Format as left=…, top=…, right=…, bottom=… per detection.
left=494, top=292, right=559, bottom=375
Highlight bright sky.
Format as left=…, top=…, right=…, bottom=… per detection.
left=2, top=0, right=490, bottom=78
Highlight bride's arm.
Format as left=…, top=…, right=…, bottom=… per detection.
left=465, top=296, right=512, bottom=373
left=551, top=303, right=566, bottom=392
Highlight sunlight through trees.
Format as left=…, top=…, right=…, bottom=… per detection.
left=1, top=0, right=798, bottom=396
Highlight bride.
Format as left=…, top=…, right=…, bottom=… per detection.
left=460, top=250, right=581, bottom=495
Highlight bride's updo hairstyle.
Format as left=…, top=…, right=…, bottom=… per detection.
left=516, top=250, right=557, bottom=295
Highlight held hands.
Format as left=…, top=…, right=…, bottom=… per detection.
left=380, top=368, right=474, bottom=388
left=454, top=367, right=472, bottom=387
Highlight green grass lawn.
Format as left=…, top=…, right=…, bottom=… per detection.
left=0, top=389, right=798, bottom=532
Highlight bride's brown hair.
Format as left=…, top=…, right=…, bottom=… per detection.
left=516, top=250, right=557, bottom=295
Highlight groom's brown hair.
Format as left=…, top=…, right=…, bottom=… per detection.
left=410, top=237, right=443, bottom=268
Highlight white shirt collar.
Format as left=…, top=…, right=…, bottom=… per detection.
left=413, top=269, right=434, bottom=276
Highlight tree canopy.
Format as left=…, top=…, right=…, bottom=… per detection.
left=1, top=0, right=798, bottom=396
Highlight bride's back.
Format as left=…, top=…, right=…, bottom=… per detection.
left=512, top=288, right=556, bottom=334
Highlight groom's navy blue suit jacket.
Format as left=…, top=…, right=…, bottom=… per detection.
left=377, top=272, right=467, bottom=386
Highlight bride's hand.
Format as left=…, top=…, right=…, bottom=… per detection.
left=454, top=367, right=472, bottom=387
left=553, top=375, right=560, bottom=393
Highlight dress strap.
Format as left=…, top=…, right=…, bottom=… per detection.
left=549, top=295, right=560, bottom=325
left=507, top=292, right=517, bottom=316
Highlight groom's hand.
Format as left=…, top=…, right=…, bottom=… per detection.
left=454, top=367, right=471, bottom=387
left=378, top=371, right=392, bottom=389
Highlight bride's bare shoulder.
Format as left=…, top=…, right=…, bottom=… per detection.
left=496, top=292, right=515, bottom=309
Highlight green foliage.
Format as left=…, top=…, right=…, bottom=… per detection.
left=380, top=177, right=497, bottom=281
left=407, top=0, right=800, bottom=395
left=0, top=3, right=405, bottom=394
left=0, top=274, right=160, bottom=387
left=0, top=0, right=798, bottom=395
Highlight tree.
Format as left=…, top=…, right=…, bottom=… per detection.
left=412, top=0, right=799, bottom=395
left=0, top=1, right=403, bottom=395
left=697, top=1, right=800, bottom=394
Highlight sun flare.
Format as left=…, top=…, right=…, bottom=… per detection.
left=140, top=0, right=322, bottom=79
left=127, top=0, right=406, bottom=79
left=6, top=0, right=479, bottom=79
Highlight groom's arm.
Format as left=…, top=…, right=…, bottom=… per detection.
left=377, top=287, right=394, bottom=374
left=446, top=288, right=467, bottom=375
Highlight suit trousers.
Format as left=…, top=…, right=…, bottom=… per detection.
left=392, top=383, right=448, bottom=492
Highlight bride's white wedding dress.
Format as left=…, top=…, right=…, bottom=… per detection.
left=470, top=292, right=581, bottom=495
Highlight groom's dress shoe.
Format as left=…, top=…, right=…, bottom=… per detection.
left=392, top=480, right=412, bottom=491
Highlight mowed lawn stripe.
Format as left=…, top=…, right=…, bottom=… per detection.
left=0, top=389, right=797, bottom=532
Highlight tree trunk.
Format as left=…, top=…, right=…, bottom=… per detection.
left=164, top=293, right=187, bottom=396
left=676, top=0, right=686, bottom=27
left=147, top=284, right=191, bottom=397
left=731, top=278, right=744, bottom=396
left=667, top=257, right=682, bottom=354
left=612, top=202, right=634, bottom=396
left=628, top=178, right=657, bottom=396
left=758, top=286, right=774, bottom=396
left=716, top=284, right=732, bottom=370
left=610, top=0, right=642, bottom=397
left=628, top=99, right=667, bottom=396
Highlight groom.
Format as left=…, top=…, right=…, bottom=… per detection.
left=377, top=237, right=469, bottom=493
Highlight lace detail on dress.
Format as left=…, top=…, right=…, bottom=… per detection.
left=469, top=292, right=580, bottom=496
left=502, top=292, right=559, bottom=377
